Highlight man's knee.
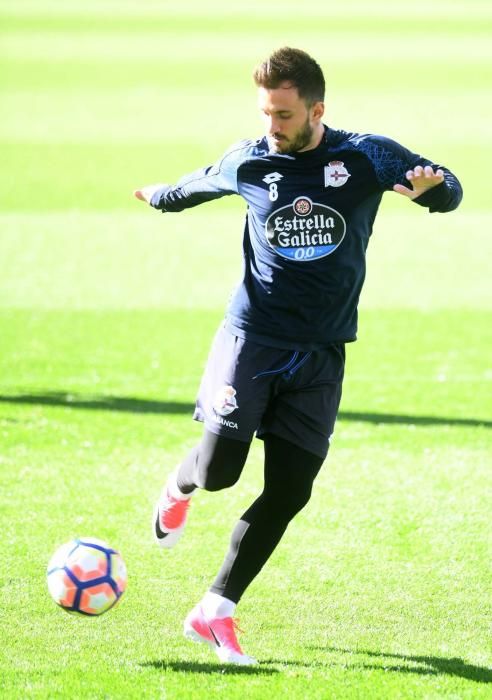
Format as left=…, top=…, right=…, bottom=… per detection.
left=262, top=433, right=324, bottom=518
left=263, top=481, right=314, bottom=518
left=193, top=431, right=250, bottom=492
left=196, top=464, right=241, bottom=491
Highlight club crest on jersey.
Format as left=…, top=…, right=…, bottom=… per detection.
left=324, top=161, right=351, bottom=188
left=213, top=386, right=238, bottom=416
left=265, top=196, right=346, bottom=262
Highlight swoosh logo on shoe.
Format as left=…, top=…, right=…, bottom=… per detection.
left=208, top=625, right=221, bottom=647
left=155, top=515, right=169, bottom=540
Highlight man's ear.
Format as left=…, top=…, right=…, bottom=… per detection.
left=311, top=101, right=325, bottom=122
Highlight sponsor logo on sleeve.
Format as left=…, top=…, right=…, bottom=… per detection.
left=265, top=196, right=346, bottom=261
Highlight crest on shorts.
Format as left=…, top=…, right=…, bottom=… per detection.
left=324, top=161, right=351, bottom=188
left=213, top=386, right=238, bottom=416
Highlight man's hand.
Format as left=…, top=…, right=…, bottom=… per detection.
left=133, top=184, right=168, bottom=204
left=393, top=165, right=444, bottom=200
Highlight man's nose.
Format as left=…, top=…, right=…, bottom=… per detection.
left=267, top=117, right=281, bottom=135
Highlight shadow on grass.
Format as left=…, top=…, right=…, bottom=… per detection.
left=309, top=646, right=492, bottom=683
left=0, top=391, right=490, bottom=428
left=0, top=391, right=193, bottom=415
left=338, top=411, right=491, bottom=429
left=141, top=651, right=491, bottom=682
left=140, top=660, right=278, bottom=676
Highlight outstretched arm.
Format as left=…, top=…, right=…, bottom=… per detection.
left=132, top=141, right=253, bottom=213
left=133, top=164, right=237, bottom=212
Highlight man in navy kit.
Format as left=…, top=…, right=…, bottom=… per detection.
left=135, top=47, right=462, bottom=665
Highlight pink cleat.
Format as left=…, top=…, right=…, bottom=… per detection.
left=183, top=604, right=257, bottom=666
left=153, top=481, right=191, bottom=549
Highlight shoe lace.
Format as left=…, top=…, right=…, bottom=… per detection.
left=232, top=618, right=244, bottom=634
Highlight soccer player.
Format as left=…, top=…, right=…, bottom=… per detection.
left=135, top=47, right=462, bottom=665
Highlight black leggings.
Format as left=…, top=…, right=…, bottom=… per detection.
left=177, top=430, right=324, bottom=603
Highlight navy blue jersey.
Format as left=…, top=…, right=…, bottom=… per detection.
left=151, top=126, right=462, bottom=350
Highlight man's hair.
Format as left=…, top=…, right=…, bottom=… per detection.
left=253, top=47, right=325, bottom=105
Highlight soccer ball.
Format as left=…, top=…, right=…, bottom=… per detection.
left=47, top=537, right=127, bottom=616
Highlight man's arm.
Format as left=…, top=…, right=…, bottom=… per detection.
left=133, top=164, right=236, bottom=212
left=133, top=140, right=256, bottom=213
left=352, top=134, right=463, bottom=213
left=393, top=164, right=462, bottom=212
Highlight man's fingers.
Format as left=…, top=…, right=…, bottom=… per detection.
left=133, top=185, right=155, bottom=204
left=406, top=165, right=424, bottom=180
left=134, top=183, right=168, bottom=204
left=393, top=183, right=413, bottom=197
left=406, top=166, right=444, bottom=182
left=395, top=165, right=445, bottom=199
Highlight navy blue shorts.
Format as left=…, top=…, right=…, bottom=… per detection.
left=193, top=324, right=345, bottom=459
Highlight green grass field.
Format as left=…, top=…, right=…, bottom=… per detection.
left=1, top=1, right=491, bottom=697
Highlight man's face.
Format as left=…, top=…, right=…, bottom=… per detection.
left=258, top=82, right=324, bottom=154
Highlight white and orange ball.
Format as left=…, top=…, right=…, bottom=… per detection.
left=47, top=537, right=127, bottom=616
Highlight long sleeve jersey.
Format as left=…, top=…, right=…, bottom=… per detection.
left=151, top=126, right=463, bottom=350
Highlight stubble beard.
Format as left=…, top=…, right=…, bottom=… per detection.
left=270, top=117, right=314, bottom=154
